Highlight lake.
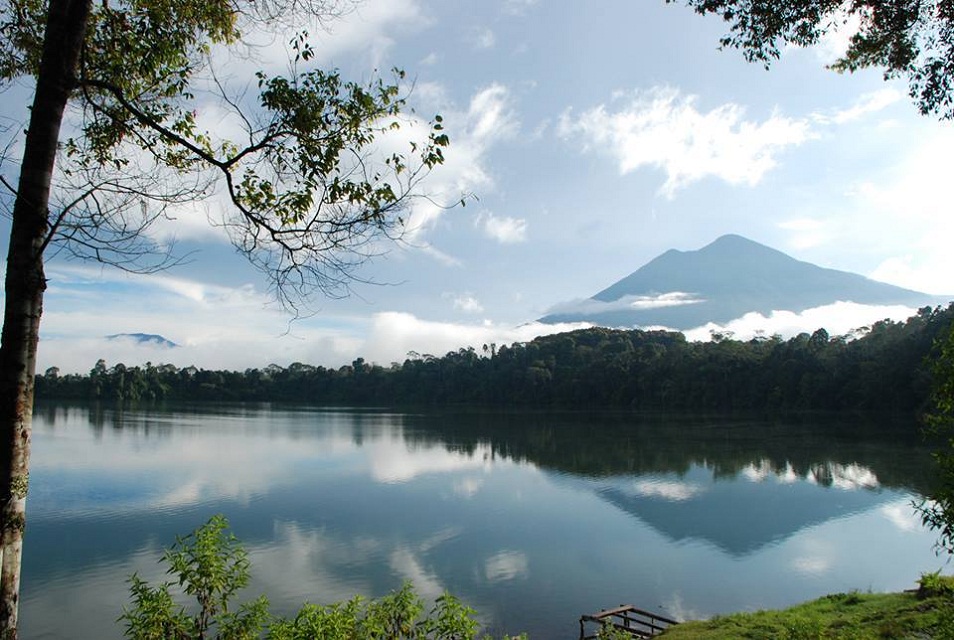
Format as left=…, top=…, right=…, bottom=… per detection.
left=20, top=403, right=945, bottom=638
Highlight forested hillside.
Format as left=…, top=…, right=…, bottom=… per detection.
left=37, top=305, right=954, bottom=412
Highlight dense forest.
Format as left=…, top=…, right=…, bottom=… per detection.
left=36, top=305, right=954, bottom=413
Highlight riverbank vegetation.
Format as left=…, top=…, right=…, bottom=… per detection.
left=131, top=515, right=953, bottom=639
left=122, top=515, right=528, bottom=640
left=38, top=305, right=954, bottom=413
left=658, top=573, right=954, bottom=640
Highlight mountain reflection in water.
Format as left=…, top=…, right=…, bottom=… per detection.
left=20, top=403, right=941, bottom=639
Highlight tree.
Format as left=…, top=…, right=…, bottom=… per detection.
left=0, top=0, right=449, bottom=635
left=666, top=0, right=954, bottom=119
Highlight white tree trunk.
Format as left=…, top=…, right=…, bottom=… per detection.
left=0, top=1, right=91, bottom=636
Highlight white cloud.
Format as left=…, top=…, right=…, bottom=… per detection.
left=849, top=126, right=954, bottom=295
left=454, top=476, right=485, bottom=498
left=347, top=0, right=429, bottom=62
left=471, top=27, right=496, bottom=50
left=368, top=441, right=494, bottom=483
left=823, top=88, right=903, bottom=124
left=881, top=500, right=924, bottom=533
left=38, top=265, right=367, bottom=373
left=558, top=87, right=812, bottom=197
left=630, top=479, right=705, bottom=502
left=741, top=460, right=799, bottom=484
left=788, top=536, right=836, bottom=577
left=869, top=256, right=951, bottom=295
left=546, top=292, right=704, bottom=317
left=388, top=548, right=446, bottom=601
left=558, top=87, right=812, bottom=198
left=778, top=218, right=830, bottom=250
left=38, top=264, right=589, bottom=372
left=451, top=294, right=485, bottom=314
left=298, top=0, right=429, bottom=67
left=401, top=84, right=518, bottom=244
left=467, top=84, right=518, bottom=142
left=503, top=0, right=538, bottom=16
left=360, top=313, right=586, bottom=363
left=476, top=211, right=528, bottom=243
left=813, top=5, right=863, bottom=64
left=681, top=301, right=921, bottom=343
left=205, top=0, right=429, bottom=79
left=791, top=555, right=831, bottom=575
left=827, top=463, right=880, bottom=491
left=763, top=124, right=954, bottom=297
left=32, top=408, right=361, bottom=513
left=484, top=550, right=529, bottom=582
left=249, top=522, right=379, bottom=605
left=36, top=262, right=933, bottom=379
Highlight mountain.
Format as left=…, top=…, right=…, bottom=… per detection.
left=106, top=333, right=179, bottom=348
left=541, top=234, right=944, bottom=330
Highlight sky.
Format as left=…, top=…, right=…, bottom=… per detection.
left=3, top=0, right=954, bottom=373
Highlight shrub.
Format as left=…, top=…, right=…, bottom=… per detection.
left=120, top=515, right=523, bottom=640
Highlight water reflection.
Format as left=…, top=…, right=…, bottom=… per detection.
left=593, top=463, right=896, bottom=555
left=21, top=403, right=941, bottom=639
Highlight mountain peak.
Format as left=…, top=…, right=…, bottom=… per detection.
left=106, top=333, right=179, bottom=348
left=699, top=234, right=790, bottom=259
left=541, top=235, right=941, bottom=330
left=709, top=233, right=751, bottom=246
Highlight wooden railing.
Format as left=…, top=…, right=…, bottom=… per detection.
left=579, top=604, right=678, bottom=639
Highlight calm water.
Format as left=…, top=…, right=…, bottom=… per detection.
left=21, top=403, right=944, bottom=638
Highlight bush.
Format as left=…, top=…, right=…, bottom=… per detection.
left=120, top=515, right=526, bottom=640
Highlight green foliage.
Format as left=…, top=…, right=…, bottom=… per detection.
left=596, top=620, right=635, bottom=640
left=666, top=0, right=954, bottom=119
left=917, top=322, right=954, bottom=555
left=2, top=0, right=450, bottom=298
left=121, top=514, right=263, bottom=640
left=917, top=570, right=954, bottom=599
left=660, top=586, right=954, bottom=639
left=122, top=574, right=193, bottom=640
left=267, top=587, right=482, bottom=640
left=121, top=516, right=518, bottom=640
left=164, top=514, right=252, bottom=637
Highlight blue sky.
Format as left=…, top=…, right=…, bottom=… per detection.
left=5, top=0, right=953, bottom=372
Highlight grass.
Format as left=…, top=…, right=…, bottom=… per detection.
left=658, top=574, right=954, bottom=640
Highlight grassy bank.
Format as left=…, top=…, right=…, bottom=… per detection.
left=658, top=574, right=954, bottom=640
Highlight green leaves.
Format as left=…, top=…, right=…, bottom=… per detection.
left=6, top=0, right=454, bottom=302
left=120, top=574, right=192, bottom=640
left=246, top=65, right=411, bottom=220
left=670, top=0, right=954, bottom=119
left=918, top=321, right=954, bottom=555
left=164, top=514, right=251, bottom=635
left=265, top=586, right=483, bottom=640
left=122, top=516, right=519, bottom=640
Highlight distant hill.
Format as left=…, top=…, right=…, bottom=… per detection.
left=541, top=234, right=945, bottom=330
left=106, top=333, right=179, bottom=348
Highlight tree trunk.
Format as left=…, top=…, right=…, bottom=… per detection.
left=0, top=0, right=90, bottom=636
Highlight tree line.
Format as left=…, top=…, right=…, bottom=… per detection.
left=36, top=305, right=954, bottom=413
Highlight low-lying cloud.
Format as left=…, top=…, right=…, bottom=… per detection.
left=681, top=301, right=920, bottom=342
left=546, top=292, right=704, bottom=316
left=36, top=265, right=928, bottom=375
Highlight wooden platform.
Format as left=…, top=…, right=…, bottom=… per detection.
left=579, top=604, right=678, bottom=639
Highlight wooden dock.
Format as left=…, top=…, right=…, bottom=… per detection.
left=579, top=604, right=678, bottom=639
